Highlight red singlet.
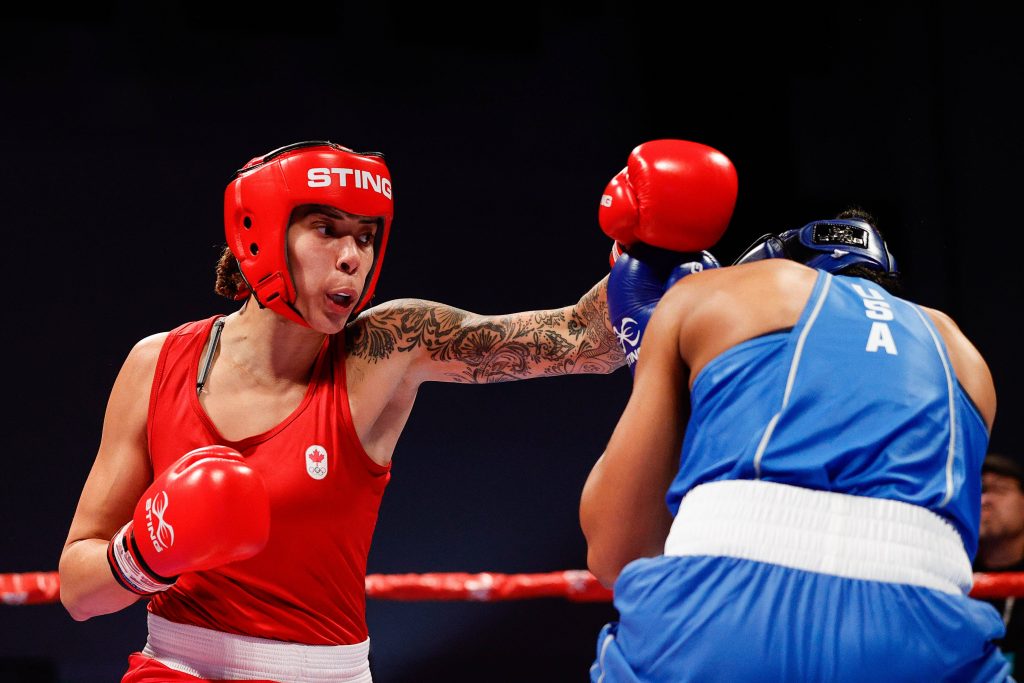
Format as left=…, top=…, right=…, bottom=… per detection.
left=146, top=316, right=390, bottom=644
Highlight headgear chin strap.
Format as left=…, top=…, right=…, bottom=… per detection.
left=733, top=218, right=897, bottom=275
left=224, top=140, right=394, bottom=327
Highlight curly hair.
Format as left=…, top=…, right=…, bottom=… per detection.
left=214, top=246, right=250, bottom=301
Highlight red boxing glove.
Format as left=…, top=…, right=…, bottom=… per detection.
left=108, top=445, right=271, bottom=596
left=599, top=139, right=738, bottom=252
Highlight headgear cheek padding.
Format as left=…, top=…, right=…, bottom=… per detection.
left=224, top=141, right=394, bottom=326
left=733, top=219, right=897, bottom=275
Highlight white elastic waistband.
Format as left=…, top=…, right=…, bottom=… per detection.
left=142, top=613, right=372, bottom=683
left=664, top=480, right=973, bottom=595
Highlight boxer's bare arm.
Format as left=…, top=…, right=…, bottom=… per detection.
left=347, top=276, right=624, bottom=384
left=58, top=335, right=161, bottom=620
left=579, top=291, right=689, bottom=587
left=921, top=307, right=997, bottom=430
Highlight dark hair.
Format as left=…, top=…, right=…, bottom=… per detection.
left=983, top=453, right=1024, bottom=492
left=214, top=246, right=249, bottom=300
left=834, top=206, right=876, bottom=224
left=832, top=207, right=902, bottom=295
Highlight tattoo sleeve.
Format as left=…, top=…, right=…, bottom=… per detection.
left=346, top=277, right=625, bottom=383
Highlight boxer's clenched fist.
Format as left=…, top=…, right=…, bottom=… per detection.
left=609, top=246, right=720, bottom=375
left=599, top=139, right=737, bottom=253
left=107, top=445, right=271, bottom=595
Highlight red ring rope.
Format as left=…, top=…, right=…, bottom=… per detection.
left=3, top=570, right=1024, bottom=606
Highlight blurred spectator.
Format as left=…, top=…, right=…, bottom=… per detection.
left=975, top=453, right=1024, bottom=673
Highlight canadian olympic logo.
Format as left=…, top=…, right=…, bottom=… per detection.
left=145, top=491, right=174, bottom=552
left=305, top=445, right=329, bottom=481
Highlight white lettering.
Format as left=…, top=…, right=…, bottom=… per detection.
left=852, top=283, right=898, bottom=353
left=307, top=168, right=331, bottom=187
left=851, top=283, right=884, bottom=300
left=145, top=499, right=162, bottom=553
left=864, top=299, right=894, bottom=321
left=866, top=321, right=898, bottom=355
left=600, top=194, right=613, bottom=208
left=362, top=170, right=381, bottom=194
left=331, top=167, right=354, bottom=187
left=307, top=167, right=393, bottom=200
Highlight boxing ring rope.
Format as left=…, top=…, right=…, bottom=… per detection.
left=3, top=570, right=1024, bottom=606
left=0, top=570, right=612, bottom=606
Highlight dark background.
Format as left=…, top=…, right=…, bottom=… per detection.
left=1, top=3, right=1021, bottom=682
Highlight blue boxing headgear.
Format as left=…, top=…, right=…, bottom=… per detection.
left=732, top=219, right=897, bottom=274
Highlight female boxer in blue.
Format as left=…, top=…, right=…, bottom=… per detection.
left=583, top=212, right=1011, bottom=682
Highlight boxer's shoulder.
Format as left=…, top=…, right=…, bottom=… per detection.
left=917, top=304, right=995, bottom=427
left=655, top=261, right=820, bottom=377
left=342, top=299, right=446, bottom=415
left=660, top=259, right=815, bottom=319
left=665, top=257, right=807, bottom=286
left=113, top=331, right=171, bottom=392
left=344, top=298, right=457, bottom=366
left=129, top=330, right=172, bottom=359
left=725, top=259, right=817, bottom=288
left=923, top=304, right=992, bottom=378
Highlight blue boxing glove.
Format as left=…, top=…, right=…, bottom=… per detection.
left=609, top=243, right=720, bottom=375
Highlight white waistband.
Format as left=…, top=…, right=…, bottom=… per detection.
left=664, top=480, right=973, bottom=595
left=142, top=613, right=372, bottom=682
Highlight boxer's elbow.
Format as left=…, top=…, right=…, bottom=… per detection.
left=58, top=542, right=136, bottom=621
left=59, top=576, right=123, bottom=622
left=61, top=595, right=94, bottom=622
left=585, top=527, right=666, bottom=588
left=58, top=549, right=87, bottom=620
left=587, top=548, right=621, bottom=589
left=59, top=575, right=96, bottom=622
left=586, top=537, right=634, bottom=588
left=580, top=468, right=630, bottom=585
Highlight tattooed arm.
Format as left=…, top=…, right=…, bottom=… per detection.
left=346, top=276, right=625, bottom=384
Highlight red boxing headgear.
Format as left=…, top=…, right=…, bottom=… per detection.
left=224, top=141, right=394, bottom=326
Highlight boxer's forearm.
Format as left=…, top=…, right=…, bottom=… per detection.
left=580, top=452, right=675, bottom=587
left=565, top=275, right=625, bottom=374
left=348, top=281, right=624, bottom=384
left=59, top=538, right=140, bottom=621
left=581, top=305, right=687, bottom=586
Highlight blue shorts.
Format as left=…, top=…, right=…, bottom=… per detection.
left=591, top=555, right=1011, bottom=682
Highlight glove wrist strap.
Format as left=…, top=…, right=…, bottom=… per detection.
left=107, top=522, right=176, bottom=596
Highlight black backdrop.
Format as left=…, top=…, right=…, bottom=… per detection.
left=1, top=4, right=1022, bottom=682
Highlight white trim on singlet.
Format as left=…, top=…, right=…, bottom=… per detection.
left=753, top=273, right=833, bottom=478
left=141, top=613, right=373, bottom=683
left=595, top=631, right=615, bottom=683
left=908, top=303, right=958, bottom=507
left=664, top=480, right=973, bottom=595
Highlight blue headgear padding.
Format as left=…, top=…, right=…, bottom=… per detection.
left=665, top=251, right=720, bottom=290
left=732, top=219, right=897, bottom=274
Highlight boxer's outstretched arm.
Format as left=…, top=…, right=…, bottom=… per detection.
left=347, top=276, right=624, bottom=383
left=58, top=335, right=161, bottom=620
left=579, top=288, right=690, bottom=587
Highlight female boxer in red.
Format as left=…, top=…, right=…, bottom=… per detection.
left=56, top=141, right=629, bottom=683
